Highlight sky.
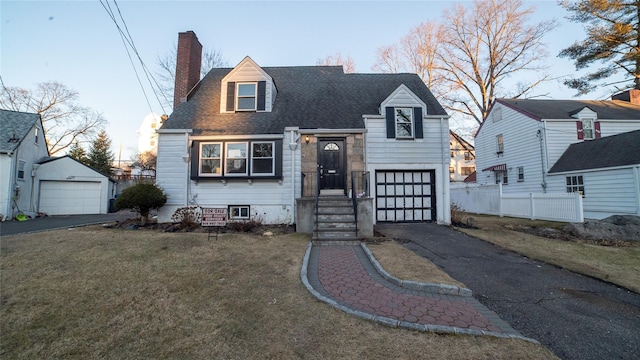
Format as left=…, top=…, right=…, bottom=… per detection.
left=1, top=0, right=593, bottom=161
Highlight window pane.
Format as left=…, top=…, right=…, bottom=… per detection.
left=226, top=159, right=246, bottom=173
left=253, top=143, right=272, bottom=157
left=201, top=159, right=221, bottom=174
left=252, top=159, right=273, bottom=174
left=395, top=108, right=413, bottom=138
left=237, top=97, right=255, bottom=110
left=202, top=144, right=220, bottom=158
left=237, top=83, right=256, bottom=96
left=227, top=143, right=247, bottom=158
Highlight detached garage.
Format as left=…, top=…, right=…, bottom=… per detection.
left=36, top=156, right=115, bottom=215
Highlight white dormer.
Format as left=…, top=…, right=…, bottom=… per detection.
left=379, top=84, right=427, bottom=115
left=220, top=56, right=277, bottom=113
left=571, top=107, right=601, bottom=140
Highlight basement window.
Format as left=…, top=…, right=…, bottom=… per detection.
left=229, top=205, right=250, bottom=220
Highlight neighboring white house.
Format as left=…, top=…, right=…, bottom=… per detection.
left=547, top=129, right=640, bottom=219
left=1, top=110, right=116, bottom=220
left=0, top=110, right=48, bottom=220
left=137, top=112, right=162, bottom=155
left=155, top=31, right=451, bottom=230
left=449, top=130, right=475, bottom=182
left=474, top=92, right=640, bottom=219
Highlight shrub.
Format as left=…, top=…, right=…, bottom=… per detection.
left=115, top=182, right=167, bottom=225
left=226, top=218, right=263, bottom=233
left=171, top=206, right=202, bottom=231
left=451, top=203, right=472, bottom=227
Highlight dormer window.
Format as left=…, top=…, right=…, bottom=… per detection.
left=237, top=83, right=257, bottom=111
left=581, top=118, right=594, bottom=139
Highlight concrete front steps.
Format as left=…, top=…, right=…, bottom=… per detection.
left=312, top=196, right=359, bottom=243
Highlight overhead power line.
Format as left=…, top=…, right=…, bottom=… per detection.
left=99, top=0, right=169, bottom=115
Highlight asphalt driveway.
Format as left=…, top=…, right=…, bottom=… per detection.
left=0, top=212, right=134, bottom=236
left=375, top=223, right=640, bottom=360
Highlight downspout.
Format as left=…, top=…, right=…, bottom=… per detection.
left=185, top=132, right=191, bottom=207
left=440, top=116, right=450, bottom=224
left=10, top=145, right=20, bottom=219
left=288, top=128, right=299, bottom=225
left=30, top=163, right=40, bottom=212
left=537, top=125, right=547, bottom=193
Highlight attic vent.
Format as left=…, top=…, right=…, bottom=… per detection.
left=8, top=133, right=19, bottom=143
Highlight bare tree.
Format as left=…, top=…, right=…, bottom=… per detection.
left=372, top=44, right=404, bottom=74
left=131, top=151, right=157, bottom=176
left=316, top=53, right=356, bottom=73
left=155, top=45, right=227, bottom=110
left=0, top=79, right=106, bottom=155
left=373, top=0, right=557, bottom=125
left=438, top=0, right=557, bottom=124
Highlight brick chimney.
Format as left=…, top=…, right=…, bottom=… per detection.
left=611, top=89, right=640, bottom=105
left=173, top=31, right=202, bottom=110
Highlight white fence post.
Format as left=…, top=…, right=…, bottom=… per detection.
left=576, top=194, right=584, bottom=223
left=498, top=183, right=503, bottom=218
left=530, top=193, right=535, bottom=220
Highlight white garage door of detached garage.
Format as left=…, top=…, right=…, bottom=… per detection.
left=375, top=170, right=436, bottom=222
left=39, top=181, right=102, bottom=215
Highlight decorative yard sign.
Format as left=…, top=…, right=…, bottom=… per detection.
left=202, top=207, right=227, bottom=240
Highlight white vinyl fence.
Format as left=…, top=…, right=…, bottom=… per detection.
left=450, top=183, right=584, bottom=223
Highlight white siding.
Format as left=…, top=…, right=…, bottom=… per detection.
left=0, top=155, right=13, bottom=220
left=157, top=131, right=300, bottom=225
left=156, top=132, right=190, bottom=213
left=364, top=101, right=450, bottom=224
left=475, top=104, right=545, bottom=193
left=547, top=167, right=640, bottom=219
left=599, top=120, right=640, bottom=137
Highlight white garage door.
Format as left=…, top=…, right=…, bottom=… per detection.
left=39, top=181, right=102, bottom=215
left=375, top=170, right=436, bottom=222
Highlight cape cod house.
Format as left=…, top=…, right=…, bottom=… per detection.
left=155, top=31, right=451, bottom=235
left=474, top=93, right=640, bottom=219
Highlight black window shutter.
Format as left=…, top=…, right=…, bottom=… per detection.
left=385, top=107, right=395, bottom=138
left=190, top=141, right=199, bottom=180
left=414, top=107, right=423, bottom=139
left=226, top=82, right=235, bottom=111
left=257, top=81, right=266, bottom=111
left=275, top=140, right=283, bottom=178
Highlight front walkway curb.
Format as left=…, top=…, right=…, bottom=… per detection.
left=301, top=242, right=539, bottom=343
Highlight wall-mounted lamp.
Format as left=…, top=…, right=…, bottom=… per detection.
left=305, top=135, right=310, bottom=144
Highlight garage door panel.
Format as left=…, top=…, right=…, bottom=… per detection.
left=39, top=181, right=102, bottom=215
left=375, top=170, right=436, bottom=223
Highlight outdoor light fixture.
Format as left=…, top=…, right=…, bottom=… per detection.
left=305, top=135, right=310, bottom=144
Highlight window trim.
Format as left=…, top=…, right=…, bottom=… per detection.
left=199, top=142, right=223, bottom=176
left=250, top=141, right=275, bottom=176
left=17, top=160, right=26, bottom=180
left=517, top=166, right=524, bottom=182
left=229, top=205, right=251, bottom=220
left=224, top=142, right=248, bottom=176
left=495, top=170, right=508, bottom=185
left=394, top=107, right=414, bottom=139
left=193, top=139, right=282, bottom=180
left=236, top=82, right=257, bottom=111
left=566, top=175, right=585, bottom=197
left=581, top=118, right=595, bottom=140
left=496, top=134, right=504, bottom=154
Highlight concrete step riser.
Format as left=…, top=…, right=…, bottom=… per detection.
left=314, top=230, right=358, bottom=238
left=318, top=214, right=355, bottom=221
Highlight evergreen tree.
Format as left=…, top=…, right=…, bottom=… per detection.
left=67, top=141, right=88, bottom=165
left=86, top=130, right=115, bottom=176
left=559, top=0, right=640, bottom=95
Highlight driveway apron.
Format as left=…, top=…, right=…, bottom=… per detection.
left=375, top=223, right=640, bottom=360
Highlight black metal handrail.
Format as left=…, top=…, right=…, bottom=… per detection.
left=315, top=167, right=320, bottom=236
left=351, top=174, right=358, bottom=237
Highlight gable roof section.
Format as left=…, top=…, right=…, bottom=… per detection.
left=496, top=98, right=640, bottom=121
left=549, top=130, right=640, bottom=173
left=0, top=109, right=42, bottom=153
left=37, top=155, right=116, bottom=181
left=163, top=65, right=447, bottom=135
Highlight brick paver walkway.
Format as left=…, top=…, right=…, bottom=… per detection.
left=303, top=243, right=533, bottom=341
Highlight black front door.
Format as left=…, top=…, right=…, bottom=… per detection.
left=318, top=138, right=345, bottom=192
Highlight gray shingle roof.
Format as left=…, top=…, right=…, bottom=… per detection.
left=549, top=130, right=640, bottom=173
left=497, top=98, right=640, bottom=120
left=0, top=109, right=41, bottom=153
left=162, top=66, right=447, bottom=135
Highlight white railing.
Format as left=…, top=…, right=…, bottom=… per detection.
left=450, top=183, right=584, bottom=223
